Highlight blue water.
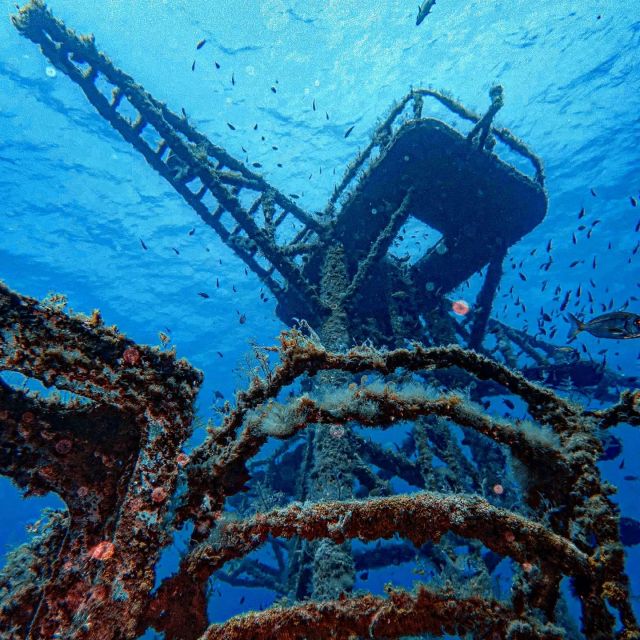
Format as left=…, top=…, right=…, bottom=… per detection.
left=1, top=0, right=639, bottom=634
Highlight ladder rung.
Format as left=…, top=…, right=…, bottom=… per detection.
left=111, top=87, right=123, bottom=108
left=132, top=116, right=146, bottom=134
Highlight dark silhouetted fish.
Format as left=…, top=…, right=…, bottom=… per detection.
left=344, top=125, right=355, bottom=138
left=416, top=0, right=436, bottom=25
left=567, top=311, right=640, bottom=340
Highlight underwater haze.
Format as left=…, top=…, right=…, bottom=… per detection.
left=1, top=0, right=639, bottom=637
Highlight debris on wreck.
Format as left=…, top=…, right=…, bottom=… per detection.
left=1, top=282, right=639, bottom=638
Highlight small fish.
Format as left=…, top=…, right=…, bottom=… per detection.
left=569, top=260, right=581, bottom=268
left=188, top=228, right=195, bottom=236
left=216, top=351, right=224, bottom=358
left=232, top=285, right=237, bottom=292
left=140, top=239, right=148, bottom=250
left=191, top=60, right=196, bottom=72
left=216, top=278, right=220, bottom=288
left=231, top=72, right=235, bottom=85
left=590, top=188, right=597, bottom=197
left=253, top=123, right=258, bottom=130
left=326, top=111, right=330, bottom=120
left=181, top=107, right=187, bottom=118
left=239, top=596, right=245, bottom=604
left=546, top=239, right=552, bottom=253
left=238, top=313, right=247, bottom=324
left=198, top=292, right=210, bottom=299
left=624, top=475, right=640, bottom=481
left=227, top=122, right=236, bottom=130
left=359, top=571, right=369, bottom=580
left=172, top=247, right=180, bottom=255
left=416, top=0, right=436, bottom=25
left=289, top=193, right=300, bottom=199
left=214, top=390, right=224, bottom=400
left=567, top=311, right=640, bottom=340
left=215, top=61, right=220, bottom=69
left=312, top=98, right=316, bottom=111
left=578, top=207, right=585, bottom=219
left=519, top=272, right=527, bottom=281
left=196, top=38, right=207, bottom=50
left=344, top=125, right=355, bottom=139
left=503, top=398, right=515, bottom=410
left=252, top=162, right=262, bottom=168
left=271, top=86, right=277, bottom=93
left=631, top=196, right=638, bottom=207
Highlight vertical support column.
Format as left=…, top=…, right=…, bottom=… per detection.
left=468, top=251, right=506, bottom=351
left=307, top=244, right=356, bottom=600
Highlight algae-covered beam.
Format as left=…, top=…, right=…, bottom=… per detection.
left=0, top=282, right=202, bottom=639
left=12, top=0, right=325, bottom=318
left=189, top=493, right=591, bottom=580
left=468, top=251, right=506, bottom=350
left=199, top=586, right=564, bottom=640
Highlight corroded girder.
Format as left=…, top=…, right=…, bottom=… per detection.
left=12, top=0, right=326, bottom=319
left=0, top=282, right=202, bottom=639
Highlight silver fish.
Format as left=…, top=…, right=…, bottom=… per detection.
left=416, top=0, right=436, bottom=25
left=567, top=311, right=640, bottom=340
